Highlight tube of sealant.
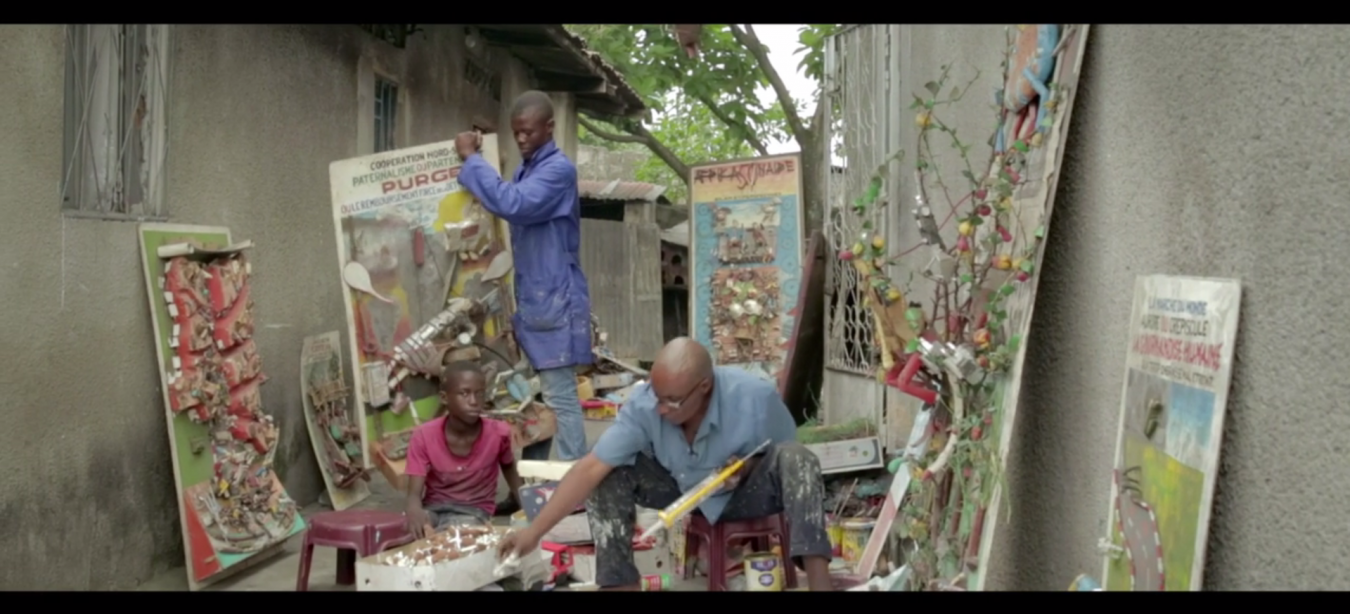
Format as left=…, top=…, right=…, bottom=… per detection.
left=637, top=439, right=773, bottom=541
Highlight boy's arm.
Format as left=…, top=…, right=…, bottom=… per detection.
left=502, top=462, right=523, bottom=508
left=404, top=433, right=430, bottom=514
left=499, top=427, right=523, bottom=507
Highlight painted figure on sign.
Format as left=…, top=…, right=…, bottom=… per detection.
left=455, top=90, right=593, bottom=462
left=495, top=338, right=837, bottom=591
left=995, top=24, right=1061, bottom=154
left=404, top=362, right=523, bottom=538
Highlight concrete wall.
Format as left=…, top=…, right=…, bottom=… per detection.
left=0, top=24, right=538, bottom=590
left=997, top=24, right=1350, bottom=591
left=884, top=24, right=1350, bottom=590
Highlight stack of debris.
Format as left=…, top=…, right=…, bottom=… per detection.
left=511, top=464, right=673, bottom=589
left=575, top=314, right=649, bottom=420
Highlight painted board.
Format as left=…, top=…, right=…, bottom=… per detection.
left=1101, top=275, right=1240, bottom=591
left=689, top=153, right=805, bottom=382
left=137, top=223, right=304, bottom=590
left=300, top=331, right=371, bottom=511
left=968, top=24, right=1092, bottom=590
left=328, top=136, right=514, bottom=476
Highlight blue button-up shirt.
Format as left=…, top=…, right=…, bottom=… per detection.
left=590, top=366, right=798, bottom=523
left=458, top=140, right=593, bottom=370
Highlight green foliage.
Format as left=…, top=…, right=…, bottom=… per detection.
left=568, top=24, right=839, bottom=193
left=794, top=24, right=839, bottom=91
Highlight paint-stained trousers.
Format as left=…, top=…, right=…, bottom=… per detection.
left=586, top=442, right=832, bottom=588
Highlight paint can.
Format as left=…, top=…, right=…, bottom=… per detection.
left=840, top=518, right=875, bottom=566
left=640, top=574, right=672, bottom=591
left=826, top=514, right=844, bottom=557
left=743, top=552, right=783, bottom=591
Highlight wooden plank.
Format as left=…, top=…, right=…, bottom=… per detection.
left=137, top=223, right=301, bottom=591
left=971, top=25, right=1092, bottom=590
left=300, top=331, right=371, bottom=511
left=517, top=460, right=575, bottom=481
left=1100, top=276, right=1240, bottom=591
left=629, top=215, right=664, bottom=361
left=777, top=229, right=826, bottom=422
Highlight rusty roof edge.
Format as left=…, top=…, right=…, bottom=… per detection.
left=544, top=26, right=647, bottom=119
left=577, top=178, right=670, bottom=203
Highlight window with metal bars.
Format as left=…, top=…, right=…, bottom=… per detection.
left=373, top=77, right=399, bottom=153
left=62, top=24, right=169, bottom=220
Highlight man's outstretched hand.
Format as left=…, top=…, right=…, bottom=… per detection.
left=497, top=528, right=541, bottom=562
left=455, top=131, right=482, bottom=160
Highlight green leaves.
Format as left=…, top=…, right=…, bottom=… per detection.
left=565, top=24, right=837, bottom=204
left=924, top=81, right=940, bottom=96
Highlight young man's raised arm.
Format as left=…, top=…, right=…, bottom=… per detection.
left=458, top=154, right=575, bottom=226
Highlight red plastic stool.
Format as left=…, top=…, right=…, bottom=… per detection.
left=683, top=512, right=798, bottom=591
left=295, top=509, right=416, bottom=591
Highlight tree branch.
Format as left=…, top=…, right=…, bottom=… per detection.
left=578, top=114, right=691, bottom=185
left=576, top=115, right=646, bottom=144
left=730, top=24, right=813, bottom=144
left=692, top=93, right=770, bottom=156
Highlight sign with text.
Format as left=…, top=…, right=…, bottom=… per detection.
left=328, top=137, right=516, bottom=472
left=1102, top=275, right=1241, bottom=591
left=688, top=153, right=804, bottom=383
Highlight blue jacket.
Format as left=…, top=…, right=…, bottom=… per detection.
left=458, top=140, right=594, bottom=370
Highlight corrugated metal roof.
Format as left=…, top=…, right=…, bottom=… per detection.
left=578, top=179, right=667, bottom=203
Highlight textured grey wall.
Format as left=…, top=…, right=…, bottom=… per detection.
left=0, top=24, right=508, bottom=589
left=879, top=24, right=1350, bottom=590
left=990, top=24, right=1350, bottom=590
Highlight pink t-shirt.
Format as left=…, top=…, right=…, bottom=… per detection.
left=404, top=416, right=514, bottom=516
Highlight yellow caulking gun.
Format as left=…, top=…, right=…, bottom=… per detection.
left=637, top=438, right=773, bottom=542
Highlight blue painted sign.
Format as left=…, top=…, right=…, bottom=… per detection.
left=688, top=154, right=805, bottom=382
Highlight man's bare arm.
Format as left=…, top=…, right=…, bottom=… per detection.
left=519, top=453, right=614, bottom=542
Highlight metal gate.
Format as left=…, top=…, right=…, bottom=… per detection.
left=820, top=25, right=909, bottom=449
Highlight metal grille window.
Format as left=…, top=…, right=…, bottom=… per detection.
left=62, top=24, right=169, bottom=220
left=824, top=25, right=889, bottom=375
left=374, top=78, right=399, bottom=153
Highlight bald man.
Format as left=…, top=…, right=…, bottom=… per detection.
left=496, top=337, right=834, bottom=591
left=455, top=91, right=591, bottom=462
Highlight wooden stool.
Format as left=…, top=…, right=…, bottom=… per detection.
left=295, top=509, right=415, bottom=591
left=683, top=512, right=798, bottom=591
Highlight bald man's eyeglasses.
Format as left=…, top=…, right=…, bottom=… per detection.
left=658, top=378, right=708, bottom=409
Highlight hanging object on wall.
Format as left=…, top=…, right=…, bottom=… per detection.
left=328, top=136, right=518, bottom=487
left=1100, top=276, right=1240, bottom=591
left=689, top=153, right=804, bottom=382
left=139, top=224, right=305, bottom=591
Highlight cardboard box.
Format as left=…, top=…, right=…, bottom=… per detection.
left=569, top=540, right=673, bottom=584
left=520, top=481, right=591, bottom=544
left=805, top=436, right=885, bottom=474
left=355, top=527, right=551, bottom=591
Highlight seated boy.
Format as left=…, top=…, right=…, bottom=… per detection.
left=404, top=361, right=522, bottom=538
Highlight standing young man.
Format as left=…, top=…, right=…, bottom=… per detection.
left=455, top=90, right=591, bottom=461
left=405, top=362, right=522, bottom=537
